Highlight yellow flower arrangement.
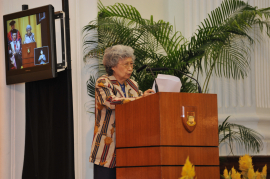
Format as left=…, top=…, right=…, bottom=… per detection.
left=239, top=154, right=253, bottom=177
left=262, top=165, right=267, bottom=179
left=231, top=167, right=242, bottom=179
left=221, top=154, right=267, bottom=179
left=223, top=168, right=230, bottom=179
left=247, top=167, right=255, bottom=179
left=234, top=172, right=242, bottom=179
left=255, top=171, right=261, bottom=179
left=231, top=167, right=237, bottom=178
left=179, top=154, right=267, bottom=179
left=179, top=156, right=196, bottom=179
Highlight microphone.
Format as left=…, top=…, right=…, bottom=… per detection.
left=136, top=65, right=159, bottom=92
left=146, top=67, right=169, bottom=71
left=146, top=67, right=202, bottom=93
left=136, top=65, right=147, bottom=73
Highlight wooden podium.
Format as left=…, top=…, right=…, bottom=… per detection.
left=22, top=42, right=36, bottom=68
left=115, top=92, right=220, bottom=179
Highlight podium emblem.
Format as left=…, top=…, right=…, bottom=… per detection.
left=187, top=112, right=196, bottom=126
left=182, top=106, right=197, bottom=133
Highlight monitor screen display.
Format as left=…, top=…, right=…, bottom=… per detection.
left=3, top=5, right=57, bottom=85
left=6, top=12, right=50, bottom=70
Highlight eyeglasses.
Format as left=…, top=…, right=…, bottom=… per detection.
left=121, top=63, right=136, bottom=69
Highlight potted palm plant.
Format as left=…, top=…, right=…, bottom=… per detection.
left=83, top=0, right=269, bottom=153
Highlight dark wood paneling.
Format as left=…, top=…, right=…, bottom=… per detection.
left=159, top=93, right=219, bottom=146
left=22, top=42, right=36, bottom=69
left=116, top=93, right=219, bottom=148
left=117, top=146, right=219, bottom=167
left=117, top=166, right=220, bottom=179
left=116, top=167, right=162, bottom=179
left=22, top=42, right=36, bottom=59
left=22, top=58, right=34, bottom=64
left=117, top=147, right=161, bottom=167
left=160, top=147, right=219, bottom=165
left=22, top=61, right=35, bottom=68
left=116, top=94, right=161, bottom=148
left=162, top=166, right=220, bottom=179
left=115, top=92, right=220, bottom=179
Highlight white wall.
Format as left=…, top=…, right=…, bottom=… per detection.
left=0, top=2, right=12, bottom=177
left=0, top=2, right=10, bottom=179
left=101, top=0, right=169, bottom=22
left=183, top=0, right=270, bottom=156
left=70, top=0, right=97, bottom=178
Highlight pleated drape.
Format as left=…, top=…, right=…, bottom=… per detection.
left=22, top=69, right=75, bottom=179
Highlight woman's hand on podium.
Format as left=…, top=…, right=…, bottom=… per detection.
left=136, top=89, right=155, bottom=100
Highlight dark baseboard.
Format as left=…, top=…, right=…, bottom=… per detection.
left=219, top=156, right=270, bottom=179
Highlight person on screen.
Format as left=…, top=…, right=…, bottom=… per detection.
left=7, top=20, right=21, bottom=45
left=89, top=45, right=154, bottom=179
left=38, top=50, right=46, bottom=64
left=24, top=25, right=35, bottom=44
left=9, top=33, right=22, bottom=69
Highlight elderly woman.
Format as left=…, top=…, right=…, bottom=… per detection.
left=24, top=25, right=35, bottom=44
left=89, top=45, right=154, bottom=179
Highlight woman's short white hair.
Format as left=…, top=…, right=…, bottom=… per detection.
left=103, top=45, right=135, bottom=75
left=26, top=25, right=32, bottom=31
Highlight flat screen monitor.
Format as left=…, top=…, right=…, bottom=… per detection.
left=3, top=5, right=57, bottom=85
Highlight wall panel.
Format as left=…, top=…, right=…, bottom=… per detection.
left=167, top=0, right=270, bottom=156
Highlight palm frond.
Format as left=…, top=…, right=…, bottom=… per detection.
left=83, top=0, right=270, bottom=93
left=185, top=0, right=270, bottom=91
left=219, top=116, right=264, bottom=154
left=86, top=74, right=98, bottom=98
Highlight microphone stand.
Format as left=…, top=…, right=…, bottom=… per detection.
left=170, top=68, right=202, bottom=93
left=147, top=66, right=159, bottom=93
left=136, top=65, right=159, bottom=93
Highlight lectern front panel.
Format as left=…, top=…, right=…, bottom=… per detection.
left=115, top=93, right=219, bottom=179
